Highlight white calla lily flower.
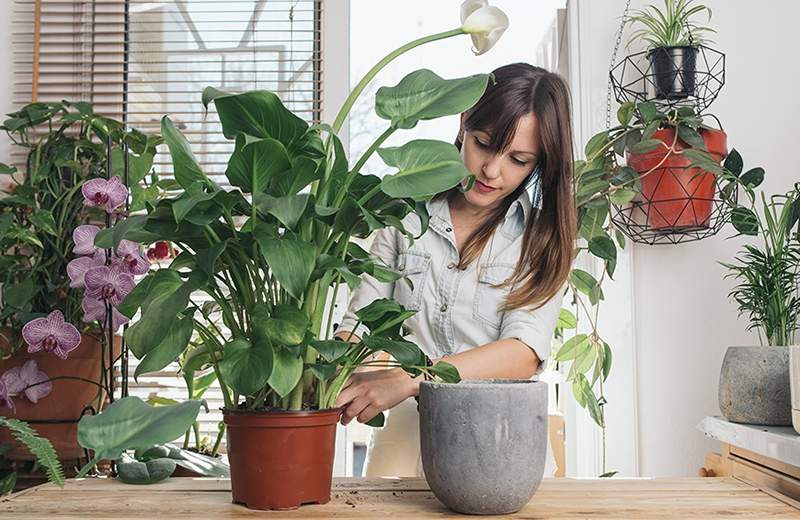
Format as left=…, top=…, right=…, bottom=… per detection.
left=460, top=0, right=509, bottom=55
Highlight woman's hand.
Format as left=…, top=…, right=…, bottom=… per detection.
left=333, top=368, right=420, bottom=425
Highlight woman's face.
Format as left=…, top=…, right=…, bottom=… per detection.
left=458, top=112, right=541, bottom=211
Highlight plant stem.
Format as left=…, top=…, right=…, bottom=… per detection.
left=331, top=28, right=465, bottom=133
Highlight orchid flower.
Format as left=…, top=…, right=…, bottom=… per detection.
left=72, top=224, right=102, bottom=256
left=1, top=360, right=53, bottom=404
left=21, top=310, right=82, bottom=360
left=84, top=265, right=135, bottom=307
left=67, top=252, right=105, bottom=289
left=81, top=176, right=128, bottom=213
left=460, top=0, right=509, bottom=55
left=116, top=240, right=151, bottom=276
left=81, top=295, right=130, bottom=330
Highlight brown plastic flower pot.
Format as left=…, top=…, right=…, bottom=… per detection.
left=627, top=127, right=727, bottom=231
left=0, top=332, right=121, bottom=460
left=223, top=407, right=342, bottom=511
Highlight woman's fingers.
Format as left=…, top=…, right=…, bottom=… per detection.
left=341, top=395, right=370, bottom=426
left=357, top=404, right=382, bottom=424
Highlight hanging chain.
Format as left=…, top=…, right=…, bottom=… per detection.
left=606, top=0, right=632, bottom=129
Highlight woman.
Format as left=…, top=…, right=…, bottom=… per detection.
left=335, top=63, right=576, bottom=477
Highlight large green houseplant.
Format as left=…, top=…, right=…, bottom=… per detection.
left=79, top=0, right=509, bottom=510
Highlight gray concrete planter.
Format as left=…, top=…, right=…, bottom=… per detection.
left=718, top=346, right=791, bottom=426
left=418, top=379, right=547, bottom=515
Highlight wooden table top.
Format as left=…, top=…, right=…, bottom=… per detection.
left=2, top=476, right=799, bottom=518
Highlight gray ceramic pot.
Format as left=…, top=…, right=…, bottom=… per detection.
left=418, top=379, right=547, bottom=515
left=718, top=346, right=791, bottom=426
left=790, top=346, right=800, bottom=434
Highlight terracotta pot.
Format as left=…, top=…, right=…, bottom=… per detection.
left=627, top=127, right=727, bottom=231
left=0, top=332, right=121, bottom=460
left=223, top=407, right=342, bottom=510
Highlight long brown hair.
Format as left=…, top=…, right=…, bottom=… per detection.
left=445, top=63, right=576, bottom=311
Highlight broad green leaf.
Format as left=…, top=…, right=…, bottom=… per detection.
left=116, top=454, right=176, bottom=484
left=354, top=298, right=403, bottom=323
left=588, top=235, right=617, bottom=263
left=119, top=269, right=183, bottom=318
left=28, top=211, right=57, bottom=236
left=225, top=135, right=291, bottom=193
left=94, top=215, right=149, bottom=250
left=730, top=207, right=759, bottom=236
left=267, top=348, right=303, bottom=398
left=257, top=237, right=316, bottom=300
left=365, top=412, right=385, bottom=427
left=4, top=278, right=35, bottom=309
left=584, top=131, right=610, bottom=159
left=637, top=102, right=659, bottom=123
left=362, top=335, right=425, bottom=366
left=740, top=167, right=765, bottom=188
left=375, top=69, right=489, bottom=129
left=134, top=314, right=195, bottom=378
left=677, top=125, right=706, bottom=151
left=629, top=138, right=664, bottom=154
left=724, top=149, right=743, bottom=176
left=254, top=192, right=309, bottom=229
left=378, top=140, right=470, bottom=200
left=428, top=360, right=461, bottom=383
left=161, top=116, right=209, bottom=189
left=218, top=339, right=274, bottom=396
left=76, top=397, right=201, bottom=478
left=258, top=304, right=309, bottom=346
left=312, top=339, right=350, bottom=363
left=610, top=189, right=637, bottom=205
left=617, top=102, right=635, bottom=126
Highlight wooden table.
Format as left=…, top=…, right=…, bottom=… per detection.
left=2, top=476, right=799, bottom=518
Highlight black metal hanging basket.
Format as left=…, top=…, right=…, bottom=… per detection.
left=610, top=44, right=725, bottom=114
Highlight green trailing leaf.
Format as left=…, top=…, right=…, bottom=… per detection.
left=740, top=167, right=765, bottom=188
left=617, top=102, right=635, bottom=126
left=0, top=417, right=64, bottom=488
left=584, top=131, right=610, bottom=159
left=76, top=397, right=201, bottom=478
left=375, top=69, right=489, bottom=129
left=730, top=207, right=759, bottom=236
left=588, top=235, right=617, bottom=264
left=555, top=334, right=590, bottom=362
left=557, top=308, right=577, bottom=329
left=676, top=125, right=706, bottom=151
left=724, top=148, right=743, bottom=176
left=628, top=138, right=664, bottom=154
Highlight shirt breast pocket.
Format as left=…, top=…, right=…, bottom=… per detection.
left=473, top=263, right=516, bottom=329
left=394, top=250, right=431, bottom=311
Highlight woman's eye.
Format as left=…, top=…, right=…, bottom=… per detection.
left=474, top=136, right=489, bottom=148
left=511, top=157, right=529, bottom=166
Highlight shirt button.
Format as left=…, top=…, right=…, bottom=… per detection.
left=445, top=227, right=452, bottom=232
left=447, top=262, right=455, bottom=269
left=440, top=303, right=448, bottom=312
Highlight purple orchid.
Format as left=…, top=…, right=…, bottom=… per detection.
left=81, top=176, right=128, bottom=213
left=72, top=224, right=101, bottom=256
left=84, top=265, right=134, bottom=307
left=116, top=240, right=151, bottom=276
left=82, top=295, right=129, bottom=330
left=1, top=360, right=53, bottom=405
left=67, top=252, right=105, bottom=289
left=21, top=310, right=82, bottom=360
left=0, top=379, right=14, bottom=413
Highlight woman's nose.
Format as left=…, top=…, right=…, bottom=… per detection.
left=482, top=154, right=503, bottom=179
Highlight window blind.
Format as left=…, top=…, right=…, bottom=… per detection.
left=12, top=0, right=324, bottom=452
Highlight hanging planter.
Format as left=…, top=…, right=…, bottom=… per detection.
left=626, top=126, right=727, bottom=231
left=648, top=45, right=698, bottom=100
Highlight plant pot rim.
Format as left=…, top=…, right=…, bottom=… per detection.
left=221, top=406, right=343, bottom=416
left=646, top=44, right=699, bottom=55
left=727, top=344, right=798, bottom=349
left=421, top=379, right=547, bottom=389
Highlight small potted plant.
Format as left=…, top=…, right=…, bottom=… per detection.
left=0, top=101, right=157, bottom=460
left=581, top=100, right=727, bottom=232
left=90, top=0, right=511, bottom=510
left=718, top=182, right=800, bottom=426
left=625, top=0, right=715, bottom=99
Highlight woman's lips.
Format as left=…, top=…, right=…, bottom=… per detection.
left=475, top=180, right=497, bottom=193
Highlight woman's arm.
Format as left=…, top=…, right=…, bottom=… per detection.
left=334, top=337, right=541, bottom=425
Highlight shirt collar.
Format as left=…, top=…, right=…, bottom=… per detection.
left=425, top=189, right=532, bottom=237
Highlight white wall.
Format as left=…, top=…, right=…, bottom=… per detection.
left=574, top=0, right=800, bottom=477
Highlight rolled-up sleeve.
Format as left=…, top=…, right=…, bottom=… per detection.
left=337, top=226, right=398, bottom=339
left=499, top=288, right=563, bottom=372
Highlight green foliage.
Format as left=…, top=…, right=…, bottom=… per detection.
left=625, top=0, right=715, bottom=50
left=0, top=417, right=64, bottom=488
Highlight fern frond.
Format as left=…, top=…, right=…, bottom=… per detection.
left=0, top=417, right=65, bottom=487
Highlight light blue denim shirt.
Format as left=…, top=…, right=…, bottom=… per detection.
left=338, top=187, right=562, bottom=370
